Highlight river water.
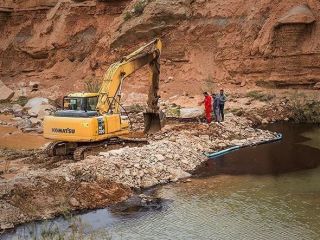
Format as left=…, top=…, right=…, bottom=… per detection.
left=2, top=123, right=320, bottom=240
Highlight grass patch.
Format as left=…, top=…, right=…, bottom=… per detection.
left=165, top=105, right=181, bottom=117
left=246, top=90, right=275, bottom=102
left=133, top=0, right=147, bottom=15
left=124, top=11, right=132, bottom=21
left=289, top=92, right=320, bottom=123
left=123, top=0, right=148, bottom=21
left=11, top=96, right=29, bottom=106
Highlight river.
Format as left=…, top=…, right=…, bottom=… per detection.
left=2, top=123, right=320, bottom=240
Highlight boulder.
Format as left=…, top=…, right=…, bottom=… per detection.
left=168, top=167, right=191, bottom=181
left=22, top=127, right=39, bottom=133
left=17, top=119, right=32, bottom=130
left=69, top=197, right=80, bottom=207
left=277, top=4, right=316, bottom=25
left=12, top=104, right=23, bottom=112
left=314, top=82, right=320, bottom=90
left=0, top=80, right=14, bottom=102
left=27, top=104, right=55, bottom=118
left=180, top=107, right=204, bottom=118
left=30, top=118, right=42, bottom=126
left=25, top=97, right=49, bottom=109
left=12, top=103, right=24, bottom=117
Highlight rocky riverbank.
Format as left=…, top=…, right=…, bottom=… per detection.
left=0, top=113, right=279, bottom=231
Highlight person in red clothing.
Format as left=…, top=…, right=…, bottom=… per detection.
left=199, top=92, right=212, bottom=123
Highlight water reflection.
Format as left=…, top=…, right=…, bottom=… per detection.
left=195, top=123, right=320, bottom=176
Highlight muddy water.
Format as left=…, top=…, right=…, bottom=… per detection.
left=2, top=123, right=320, bottom=240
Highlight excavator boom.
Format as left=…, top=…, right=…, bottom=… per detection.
left=96, top=38, right=163, bottom=132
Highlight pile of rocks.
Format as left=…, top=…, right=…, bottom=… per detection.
left=30, top=113, right=279, bottom=189
left=1, top=97, right=55, bottom=133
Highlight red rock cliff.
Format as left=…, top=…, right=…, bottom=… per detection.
left=1, top=0, right=319, bottom=100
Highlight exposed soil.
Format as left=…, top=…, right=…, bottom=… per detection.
left=1, top=0, right=320, bottom=103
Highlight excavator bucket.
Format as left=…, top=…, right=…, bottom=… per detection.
left=143, top=111, right=165, bottom=133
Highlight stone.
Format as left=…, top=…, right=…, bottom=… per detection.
left=277, top=4, right=316, bottom=25
left=180, top=107, right=204, bottom=118
left=27, top=104, right=54, bottom=118
left=25, top=97, right=49, bottom=109
left=12, top=104, right=23, bottom=112
left=37, top=109, right=51, bottom=120
left=11, top=117, right=22, bottom=121
left=30, top=118, right=42, bottom=126
left=0, top=120, right=7, bottom=125
left=36, top=128, right=43, bottom=134
left=22, top=127, right=39, bottom=133
left=240, top=79, right=246, bottom=87
left=69, top=197, right=80, bottom=207
left=28, top=109, right=38, bottom=117
left=262, top=118, right=269, bottom=124
left=0, top=223, right=14, bottom=230
left=17, top=119, right=32, bottom=130
left=314, top=82, right=320, bottom=90
left=155, top=154, right=165, bottom=161
left=168, top=168, right=191, bottom=180
left=0, top=80, right=14, bottom=102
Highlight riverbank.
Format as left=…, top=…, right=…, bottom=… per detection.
left=0, top=88, right=319, bottom=232
left=0, top=114, right=279, bottom=231
left=3, top=123, right=320, bottom=240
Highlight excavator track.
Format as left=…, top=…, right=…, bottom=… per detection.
left=45, top=138, right=148, bottom=161
left=73, top=146, right=89, bottom=161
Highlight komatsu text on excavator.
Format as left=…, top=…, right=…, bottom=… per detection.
left=43, top=39, right=164, bottom=160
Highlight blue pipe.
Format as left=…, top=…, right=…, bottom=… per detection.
left=205, top=133, right=283, bottom=159
left=205, top=146, right=240, bottom=158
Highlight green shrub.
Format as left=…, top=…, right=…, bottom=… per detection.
left=124, top=11, right=132, bottom=21
left=290, top=98, right=320, bottom=123
left=246, top=90, right=275, bottom=102
left=133, top=1, right=146, bottom=16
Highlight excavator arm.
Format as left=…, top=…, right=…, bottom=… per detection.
left=96, top=38, right=164, bottom=132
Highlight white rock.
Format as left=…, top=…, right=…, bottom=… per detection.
left=25, top=97, right=49, bottom=108
left=180, top=107, right=204, bottom=118
left=155, top=154, right=165, bottom=161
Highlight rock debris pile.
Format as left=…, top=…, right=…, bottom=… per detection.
left=42, top=113, right=278, bottom=189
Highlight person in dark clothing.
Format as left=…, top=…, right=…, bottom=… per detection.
left=211, top=93, right=221, bottom=122
left=218, top=89, right=226, bottom=121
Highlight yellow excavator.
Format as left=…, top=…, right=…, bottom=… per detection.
left=43, top=38, right=164, bottom=160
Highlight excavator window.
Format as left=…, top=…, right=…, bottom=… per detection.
left=63, top=97, right=98, bottom=112
left=86, top=97, right=98, bottom=111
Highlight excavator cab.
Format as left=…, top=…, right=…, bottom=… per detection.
left=63, top=94, right=98, bottom=111
left=57, top=93, right=164, bottom=133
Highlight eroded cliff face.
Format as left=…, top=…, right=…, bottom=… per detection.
left=0, top=0, right=319, bottom=101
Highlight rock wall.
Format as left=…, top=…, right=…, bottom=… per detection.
left=0, top=0, right=319, bottom=100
